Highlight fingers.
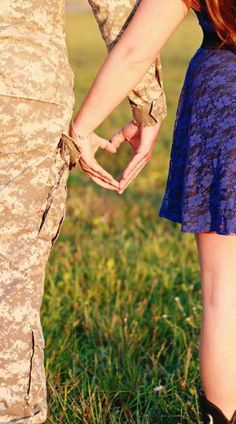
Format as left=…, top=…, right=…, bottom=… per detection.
left=118, top=158, right=147, bottom=194
left=121, top=151, right=151, bottom=182
left=121, top=121, right=140, bottom=141
left=79, top=157, right=119, bottom=190
left=117, top=124, right=159, bottom=194
left=118, top=153, right=151, bottom=194
left=86, top=173, right=119, bottom=191
left=89, top=132, right=117, bottom=154
left=97, top=136, right=117, bottom=154
left=74, top=132, right=119, bottom=189
left=109, top=128, right=126, bottom=151
left=109, top=122, right=139, bottom=151
left=91, top=160, right=119, bottom=188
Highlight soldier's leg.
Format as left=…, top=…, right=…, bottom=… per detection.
left=0, top=96, right=74, bottom=423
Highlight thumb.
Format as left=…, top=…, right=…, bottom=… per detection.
left=98, top=136, right=117, bottom=154
left=110, top=129, right=126, bottom=151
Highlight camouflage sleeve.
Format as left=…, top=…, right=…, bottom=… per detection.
left=87, top=0, right=167, bottom=126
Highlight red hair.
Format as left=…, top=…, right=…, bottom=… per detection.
left=184, top=0, right=236, bottom=46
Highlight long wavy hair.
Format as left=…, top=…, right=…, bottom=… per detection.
left=185, top=0, right=236, bottom=46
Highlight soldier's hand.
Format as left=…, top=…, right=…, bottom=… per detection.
left=109, top=120, right=161, bottom=194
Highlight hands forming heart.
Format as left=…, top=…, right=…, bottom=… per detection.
left=69, top=120, right=161, bottom=195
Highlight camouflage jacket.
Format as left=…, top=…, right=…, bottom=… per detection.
left=88, top=0, right=167, bottom=126
left=0, top=1, right=167, bottom=126
left=0, top=1, right=75, bottom=107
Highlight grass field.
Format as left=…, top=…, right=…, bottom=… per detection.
left=43, top=11, right=204, bottom=424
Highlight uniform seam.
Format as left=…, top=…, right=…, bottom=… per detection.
left=24, top=331, right=35, bottom=406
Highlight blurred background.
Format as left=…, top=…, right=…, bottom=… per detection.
left=43, top=4, right=204, bottom=423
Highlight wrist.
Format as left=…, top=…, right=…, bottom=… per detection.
left=70, top=120, right=92, bottom=140
left=131, top=118, right=141, bottom=128
left=132, top=107, right=159, bottom=127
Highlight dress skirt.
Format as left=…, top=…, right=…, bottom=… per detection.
left=159, top=47, right=236, bottom=235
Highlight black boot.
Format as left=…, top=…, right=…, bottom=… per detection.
left=198, top=388, right=236, bottom=424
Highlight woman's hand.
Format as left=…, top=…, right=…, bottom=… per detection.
left=110, top=120, right=161, bottom=194
left=69, top=124, right=119, bottom=191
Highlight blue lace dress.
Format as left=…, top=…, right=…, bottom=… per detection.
left=158, top=10, right=236, bottom=235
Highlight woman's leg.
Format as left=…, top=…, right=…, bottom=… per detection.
left=195, top=231, right=236, bottom=421
left=0, top=96, right=73, bottom=423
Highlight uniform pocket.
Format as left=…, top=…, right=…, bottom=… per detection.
left=0, top=38, right=60, bottom=104
left=37, top=136, right=71, bottom=250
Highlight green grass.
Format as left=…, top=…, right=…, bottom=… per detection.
left=43, top=11, right=204, bottom=424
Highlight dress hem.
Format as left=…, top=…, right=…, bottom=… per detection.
left=158, top=210, right=236, bottom=236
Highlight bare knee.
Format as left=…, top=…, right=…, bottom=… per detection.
left=195, top=232, right=236, bottom=311
left=200, top=268, right=236, bottom=312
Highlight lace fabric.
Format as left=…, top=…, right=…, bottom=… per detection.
left=159, top=12, right=236, bottom=235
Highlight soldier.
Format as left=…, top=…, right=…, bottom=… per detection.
left=0, top=1, right=166, bottom=423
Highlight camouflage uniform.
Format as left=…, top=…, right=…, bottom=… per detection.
left=88, top=0, right=167, bottom=126
left=0, top=2, right=76, bottom=423
left=0, top=1, right=166, bottom=423
left=0, top=98, right=74, bottom=424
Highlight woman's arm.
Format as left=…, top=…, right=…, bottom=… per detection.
left=88, top=0, right=167, bottom=126
left=73, top=0, right=189, bottom=134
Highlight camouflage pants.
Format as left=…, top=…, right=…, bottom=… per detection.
left=0, top=95, right=76, bottom=423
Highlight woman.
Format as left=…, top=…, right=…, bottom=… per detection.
left=71, top=0, right=236, bottom=422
